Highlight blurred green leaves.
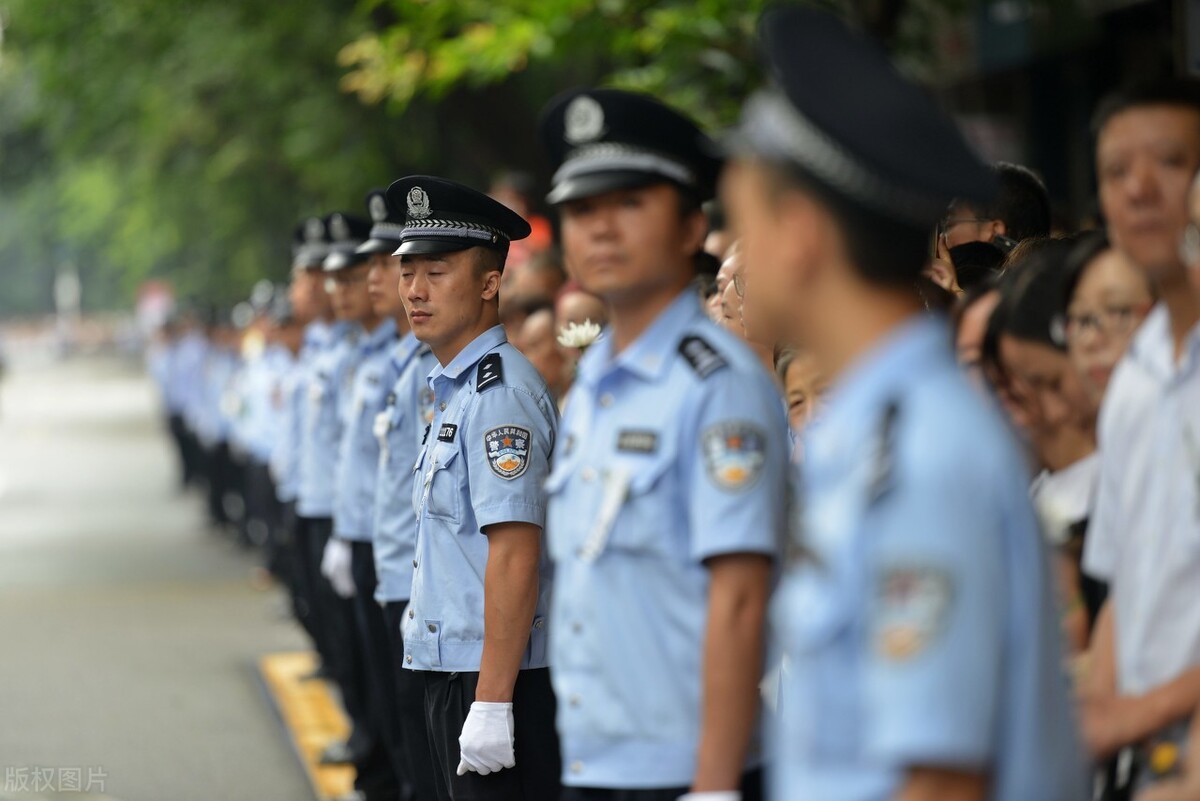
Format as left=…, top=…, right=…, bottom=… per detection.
left=0, top=0, right=968, bottom=316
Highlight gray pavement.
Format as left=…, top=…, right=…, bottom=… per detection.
left=0, top=352, right=312, bottom=801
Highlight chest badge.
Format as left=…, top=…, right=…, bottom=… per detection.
left=485, top=426, right=531, bottom=480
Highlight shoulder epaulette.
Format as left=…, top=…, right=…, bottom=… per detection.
left=476, top=352, right=505, bottom=392
left=867, top=400, right=901, bottom=505
left=678, top=335, right=727, bottom=379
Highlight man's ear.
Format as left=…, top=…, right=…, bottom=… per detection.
left=779, top=190, right=830, bottom=291
left=480, top=269, right=502, bottom=301
left=682, top=207, right=709, bottom=258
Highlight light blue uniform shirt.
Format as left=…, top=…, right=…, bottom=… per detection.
left=771, top=316, right=1086, bottom=801
left=545, top=290, right=788, bottom=789
left=373, top=332, right=439, bottom=603
left=296, top=322, right=360, bottom=519
left=333, top=319, right=398, bottom=541
left=402, top=325, right=558, bottom=673
left=270, top=349, right=304, bottom=504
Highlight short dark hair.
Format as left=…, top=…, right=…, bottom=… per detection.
left=978, top=162, right=1051, bottom=242
left=1092, top=77, right=1200, bottom=137
left=474, top=246, right=506, bottom=275
left=764, top=160, right=932, bottom=286
left=997, top=237, right=1077, bottom=351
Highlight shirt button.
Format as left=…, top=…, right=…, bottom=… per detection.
left=570, top=761, right=583, bottom=775
left=572, top=622, right=582, bottom=634
left=439, top=402, right=446, bottom=411
left=408, top=609, right=415, bottom=619
left=581, top=467, right=597, bottom=482
left=428, top=623, right=437, bottom=633
left=599, top=393, right=614, bottom=407
left=413, top=559, right=418, bottom=569
left=569, top=694, right=580, bottom=707
left=534, top=619, right=545, bottom=630
left=405, top=654, right=413, bottom=664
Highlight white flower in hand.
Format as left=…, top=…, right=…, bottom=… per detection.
left=556, top=319, right=602, bottom=350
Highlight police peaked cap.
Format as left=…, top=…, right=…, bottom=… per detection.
left=540, top=88, right=722, bottom=205
left=356, top=189, right=406, bottom=256
left=386, top=176, right=531, bottom=257
left=322, top=212, right=373, bottom=272
left=731, top=7, right=996, bottom=230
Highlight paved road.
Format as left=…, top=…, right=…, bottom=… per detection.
left=0, top=352, right=311, bottom=801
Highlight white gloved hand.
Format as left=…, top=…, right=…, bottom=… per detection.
left=456, top=701, right=515, bottom=776
left=320, top=537, right=356, bottom=599
left=677, top=793, right=741, bottom=801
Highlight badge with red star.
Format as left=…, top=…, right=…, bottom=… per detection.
left=484, top=425, right=531, bottom=480
left=701, top=421, right=767, bottom=491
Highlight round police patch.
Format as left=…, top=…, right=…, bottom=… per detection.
left=701, top=421, right=767, bottom=491
left=873, top=566, right=954, bottom=661
left=484, top=426, right=531, bottom=480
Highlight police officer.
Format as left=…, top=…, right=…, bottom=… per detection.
left=296, top=212, right=391, bottom=797
left=720, top=9, right=1087, bottom=800
left=276, top=219, right=335, bottom=663
left=359, top=189, right=442, bottom=801
left=537, top=89, right=788, bottom=801
left=391, top=175, right=561, bottom=801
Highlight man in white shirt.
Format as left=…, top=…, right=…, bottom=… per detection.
left=1081, top=79, right=1200, bottom=790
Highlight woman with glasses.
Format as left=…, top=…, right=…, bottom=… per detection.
left=1060, top=231, right=1155, bottom=405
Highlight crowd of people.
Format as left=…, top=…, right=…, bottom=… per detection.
left=146, top=7, right=1200, bottom=801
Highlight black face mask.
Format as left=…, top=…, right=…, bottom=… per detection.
left=949, top=240, right=1006, bottom=292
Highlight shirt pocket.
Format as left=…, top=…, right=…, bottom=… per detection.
left=420, top=443, right=461, bottom=523
left=778, top=572, right=859, bottom=760
left=605, top=454, right=676, bottom=557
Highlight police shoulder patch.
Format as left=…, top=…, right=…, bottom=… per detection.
left=484, top=425, right=531, bottom=480
left=872, top=566, right=954, bottom=662
left=679, top=335, right=727, bottom=379
left=476, top=353, right=504, bottom=393
left=701, top=421, right=767, bottom=491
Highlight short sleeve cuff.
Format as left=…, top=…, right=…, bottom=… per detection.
left=475, top=501, right=546, bottom=532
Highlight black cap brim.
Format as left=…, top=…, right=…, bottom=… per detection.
left=323, top=251, right=370, bottom=272
left=546, top=171, right=664, bottom=205
left=355, top=238, right=401, bottom=256
left=393, top=238, right=476, bottom=256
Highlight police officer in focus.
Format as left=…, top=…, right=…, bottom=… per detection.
left=391, top=176, right=561, bottom=801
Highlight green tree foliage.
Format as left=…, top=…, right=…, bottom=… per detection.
left=0, top=0, right=967, bottom=316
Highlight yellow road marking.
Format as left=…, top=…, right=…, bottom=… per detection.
left=259, top=651, right=354, bottom=801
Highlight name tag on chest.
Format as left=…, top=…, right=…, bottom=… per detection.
left=438, top=424, right=458, bottom=443
left=617, top=429, right=658, bottom=454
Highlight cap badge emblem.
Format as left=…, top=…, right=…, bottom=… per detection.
left=368, top=194, right=388, bottom=222
left=564, top=95, right=604, bottom=144
left=304, top=217, right=324, bottom=243
left=329, top=214, right=350, bottom=241
left=407, top=187, right=432, bottom=219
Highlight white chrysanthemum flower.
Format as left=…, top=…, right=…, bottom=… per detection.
left=556, top=319, right=602, bottom=350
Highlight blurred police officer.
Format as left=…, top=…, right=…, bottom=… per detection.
left=721, top=9, right=1086, bottom=800
left=537, top=89, right=788, bottom=801
left=276, top=219, right=335, bottom=659
left=391, top=175, right=561, bottom=801
left=294, top=213, right=382, bottom=785
left=360, top=189, right=442, bottom=801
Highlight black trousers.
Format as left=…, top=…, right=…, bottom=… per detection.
left=301, top=521, right=395, bottom=798
left=166, top=414, right=198, bottom=488
left=290, top=515, right=329, bottom=661
left=560, top=770, right=763, bottom=801
left=351, top=542, right=410, bottom=797
left=384, top=601, right=440, bottom=801
left=420, top=668, right=561, bottom=801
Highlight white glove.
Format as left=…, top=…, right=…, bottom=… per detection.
left=677, top=793, right=741, bottom=801
left=456, top=701, right=515, bottom=776
left=320, top=537, right=356, bottom=599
